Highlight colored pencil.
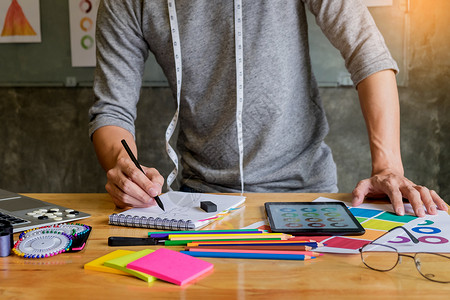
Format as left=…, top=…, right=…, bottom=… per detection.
left=184, top=245, right=314, bottom=251
left=180, top=251, right=316, bottom=260
left=148, top=229, right=264, bottom=237
left=168, top=233, right=292, bottom=241
left=189, top=239, right=317, bottom=244
left=185, top=248, right=322, bottom=256
left=187, top=241, right=323, bottom=247
left=150, top=230, right=265, bottom=238
left=164, top=238, right=284, bottom=246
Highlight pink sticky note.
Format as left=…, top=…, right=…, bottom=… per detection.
left=126, top=248, right=213, bottom=286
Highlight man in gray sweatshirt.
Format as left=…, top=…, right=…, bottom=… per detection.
left=89, top=0, right=447, bottom=217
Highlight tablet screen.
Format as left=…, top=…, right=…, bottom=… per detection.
left=265, top=202, right=365, bottom=235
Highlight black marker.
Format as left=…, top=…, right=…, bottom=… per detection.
left=108, top=236, right=164, bottom=246
left=121, top=139, right=165, bottom=211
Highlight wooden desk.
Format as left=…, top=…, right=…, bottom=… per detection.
left=1, top=193, right=448, bottom=299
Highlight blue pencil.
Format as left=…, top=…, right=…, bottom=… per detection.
left=180, top=251, right=315, bottom=260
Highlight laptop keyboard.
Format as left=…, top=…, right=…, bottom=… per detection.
left=0, top=211, right=29, bottom=225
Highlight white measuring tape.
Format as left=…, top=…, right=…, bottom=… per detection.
left=166, top=0, right=245, bottom=194
left=166, top=0, right=182, bottom=191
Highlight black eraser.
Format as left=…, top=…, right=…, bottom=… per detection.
left=200, top=201, right=217, bottom=212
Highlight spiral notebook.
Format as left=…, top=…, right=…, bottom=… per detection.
left=109, top=191, right=246, bottom=230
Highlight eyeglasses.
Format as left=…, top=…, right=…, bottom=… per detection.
left=359, top=226, right=450, bottom=283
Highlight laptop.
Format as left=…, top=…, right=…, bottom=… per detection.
left=0, top=188, right=90, bottom=233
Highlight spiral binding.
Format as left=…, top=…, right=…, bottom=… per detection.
left=109, top=214, right=195, bottom=230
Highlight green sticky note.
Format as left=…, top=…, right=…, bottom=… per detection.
left=103, top=249, right=157, bottom=282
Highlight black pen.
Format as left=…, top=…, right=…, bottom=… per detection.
left=121, top=139, right=165, bottom=211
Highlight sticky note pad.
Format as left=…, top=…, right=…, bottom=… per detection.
left=103, top=249, right=157, bottom=282
left=84, top=250, right=135, bottom=275
left=126, top=248, right=214, bottom=286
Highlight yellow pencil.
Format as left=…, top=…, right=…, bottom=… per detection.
left=168, top=233, right=292, bottom=241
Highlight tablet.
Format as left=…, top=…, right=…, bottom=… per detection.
left=264, top=202, right=365, bottom=236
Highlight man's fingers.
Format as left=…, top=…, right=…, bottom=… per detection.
left=367, top=174, right=405, bottom=216
left=106, top=165, right=154, bottom=207
left=143, top=167, right=164, bottom=196
left=117, top=157, right=156, bottom=196
left=415, top=186, right=437, bottom=215
left=352, top=179, right=370, bottom=207
left=105, top=181, right=153, bottom=208
left=382, top=181, right=405, bottom=216
left=354, top=172, right=447, bottom=217
left=430, top=189, right=448, bottom=212
left=400, top=185, right=424, bottom=217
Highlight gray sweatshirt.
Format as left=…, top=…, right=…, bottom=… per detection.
left=89, top=0, right=398, bottom=193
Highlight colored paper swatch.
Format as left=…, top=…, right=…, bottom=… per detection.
left=104, top=249, right=157, bottom=282
left=348, top=207, right=383, bottom=218
left=126, top=248, right=213, bottom=286
left=355, top=217, right=368, bottom=223
left=362, top=219, right=404, bottom=231
left=312, top=198, right=450, bottom=254
left=324, top=237, right=371, bottom=250
left=84, top=249, right=134, bottom=275
left=345, top=229, right=385, bottom=241
left=375, top=212, right=417, bottom=223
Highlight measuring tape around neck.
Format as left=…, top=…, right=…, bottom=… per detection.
left=234, top=0, right=245, bottom=194
left=166, top=0, right=183, bottom=191
left=166, top=0, right=245, bottom=194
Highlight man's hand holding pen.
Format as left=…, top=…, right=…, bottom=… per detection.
left=104, top=139, right=165, bottom=209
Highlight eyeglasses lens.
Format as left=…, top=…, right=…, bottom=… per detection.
left=414, top=253, right=450, bottom=283
left=362, top=244, right=398, bottom=271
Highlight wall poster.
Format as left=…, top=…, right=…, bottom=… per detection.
left=69, top=0, right=100, bottom=67
left=0, top=0, right=41, bottom=43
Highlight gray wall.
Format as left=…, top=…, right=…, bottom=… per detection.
left=0, top=0, right=448, bottom=203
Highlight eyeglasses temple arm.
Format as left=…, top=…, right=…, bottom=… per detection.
left=389, top=226, right=419, bottom=244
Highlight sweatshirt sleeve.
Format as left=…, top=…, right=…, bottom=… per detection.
left=88, top=0, right=148, bottom=138
left=302, top=0, right=399, bottom=86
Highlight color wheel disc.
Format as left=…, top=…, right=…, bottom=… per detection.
left=13, top=233, right=72, bottom=259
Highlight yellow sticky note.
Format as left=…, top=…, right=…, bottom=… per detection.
left=104, top=249, right=157, bottom=282
left=84, top=250, right=135, bottom=275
